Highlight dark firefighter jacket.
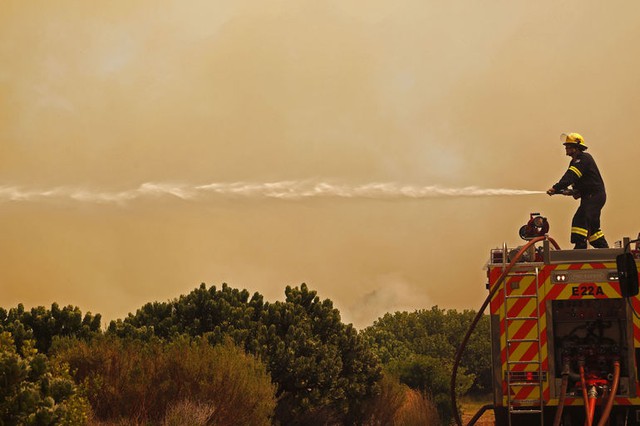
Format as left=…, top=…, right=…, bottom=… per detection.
left=552, top=151, right=605, bottom=196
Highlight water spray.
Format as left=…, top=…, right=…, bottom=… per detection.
left=0, top=181, right=545, bottom=204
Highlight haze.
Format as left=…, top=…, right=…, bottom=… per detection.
left=2, top=1, right=640, bottom=328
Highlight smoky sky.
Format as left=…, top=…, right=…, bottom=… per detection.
left=2, top=1, right=640, bottom=328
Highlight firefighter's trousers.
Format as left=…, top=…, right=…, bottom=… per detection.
left=571, top=191, right=608, bottom=249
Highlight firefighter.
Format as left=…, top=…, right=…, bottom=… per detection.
left=546, top=132, right=608, bottom=249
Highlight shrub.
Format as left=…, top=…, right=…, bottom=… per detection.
left=110, top=283, right=382, bottom=425
left=359, top=374, right=406, bottom=425
left=356, top=375, right=440, bottom=426
left=395, top=388, right=440, bottom=426
left=388, top=354, right=473, bottom=424
left=0, top=332, right=91, bottom=425
left=54, top=335, right=275, bottom=425
left=162, top=399, right=217, bottom=426
left=0, top=303, right=101, bottom=355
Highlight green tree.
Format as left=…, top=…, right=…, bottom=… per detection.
left=256, top=284, right=382, bottom=425
left=109, top=283, right=383, bottom=425
left=364, top=307, right=490, bottom=392
left=0, top=303, right=101, bottom=354
left=109, top=283, right=262, bottom=344
left=0, top=332, right=91, bottom=425
left=363, top=307, right=491, bottom=424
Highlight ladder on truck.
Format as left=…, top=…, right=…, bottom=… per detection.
left=503, top=266, right=544, bottom=426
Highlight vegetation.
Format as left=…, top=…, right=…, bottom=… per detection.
left=359, top=373, right=439, bottom=426
left=0, top=284, right=491, bottom=425
left=0, top=303, right=101, bottom=355
left=109, top=283, right=382, bottom=425
left=362, top=307, right=491, bottom=424
left=54, top=336, right=275, bottom=425
left=0, top=332, right=91, bottom=425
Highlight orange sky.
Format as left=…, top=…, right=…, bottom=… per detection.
left=2, top=1, right=640, bottom=328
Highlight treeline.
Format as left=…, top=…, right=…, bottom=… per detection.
left=0, top=283, right=490, bottom=425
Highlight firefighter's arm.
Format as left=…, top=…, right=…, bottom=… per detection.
left=552, top=164, right=581, bottom=192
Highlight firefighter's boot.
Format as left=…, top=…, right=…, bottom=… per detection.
left=590, top=237, right=609, bottom=248
left=573, top=238, right=588, bottom=249
left=571, top=227, right=588, bottom=249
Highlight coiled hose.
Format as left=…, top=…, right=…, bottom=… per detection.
left=450, top=235, right=560, bottom=426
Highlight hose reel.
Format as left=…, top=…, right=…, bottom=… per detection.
left=519, top=212, right=549, bottom=241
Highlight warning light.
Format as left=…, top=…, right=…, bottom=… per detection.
left=555, top=274, right=568, bottom=283
left=508, top=371, right=542, bottom=383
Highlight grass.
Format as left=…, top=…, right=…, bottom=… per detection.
left=460, top=393, right=494, bottom=426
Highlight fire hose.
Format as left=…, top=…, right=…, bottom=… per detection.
left=451, top=235, right=560, bottom=426
left=587, top=385, right=597, bottom=426
left=579, top=365, right=592, bottom=426
left=596, top=360, right=620, bottom=426
left=578, top=361, right=621, bottom=426
left=552, top=360, right=620, bottom=426
left=552, top=362, right=570, bottom=426
left=549, top=188, right=581, bottom=199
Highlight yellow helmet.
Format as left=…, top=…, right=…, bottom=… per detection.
left=560, top=132, right=588, bottom=150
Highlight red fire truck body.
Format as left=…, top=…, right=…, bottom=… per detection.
left=487, top=235, right=640, bottom=425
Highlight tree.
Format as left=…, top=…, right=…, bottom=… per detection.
left=362, top=307, right=491, bottom=424
left=364, top=307, right=491, bottom=392
left=0, top=332, right=90, bottom=425
left=110, top=283, right=262, bottom=344
left=0, top=303, right=101, bottom=354
left=256, top=284, right=382, bottom=425
left=109, top=283, right=383, bottom=425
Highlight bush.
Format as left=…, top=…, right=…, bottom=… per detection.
left=363, top=307, right=490, bottom=424
left=356, top=374, right=440, bottom=426
left=0, top=303, right=101, bottom=355
left=388, top=354, right=473, bottom=424
left=395, top=388, right=440, bottom=426
left=0, top=331, right=91, bottom=425
left=358, top=374, right=406, bottom=425
left=54, top=336, right=276, bottom=425
left=110, top=283, right=382, bottom=425
left=162, top=399, right=217, bottom=426
left=363, top=308, right=491, bottom=392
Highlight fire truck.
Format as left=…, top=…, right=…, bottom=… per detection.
left=454, top=213, right=640, bottom=426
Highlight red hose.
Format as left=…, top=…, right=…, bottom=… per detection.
left=587, top=390, right=597, bottom=426
left=450, top=235, right=560, bottom=426
left=552, top=368, right=569, bottom=426
left=579, top=365, right=591, bottom=426
left=599, top=386, right=608, bottom=410
left=596, top=361, right=621, bottom=426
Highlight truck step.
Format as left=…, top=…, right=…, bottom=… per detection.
left=506, top=316, right=539, bottom=320
left=509, top=408, right=543, bottom=414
